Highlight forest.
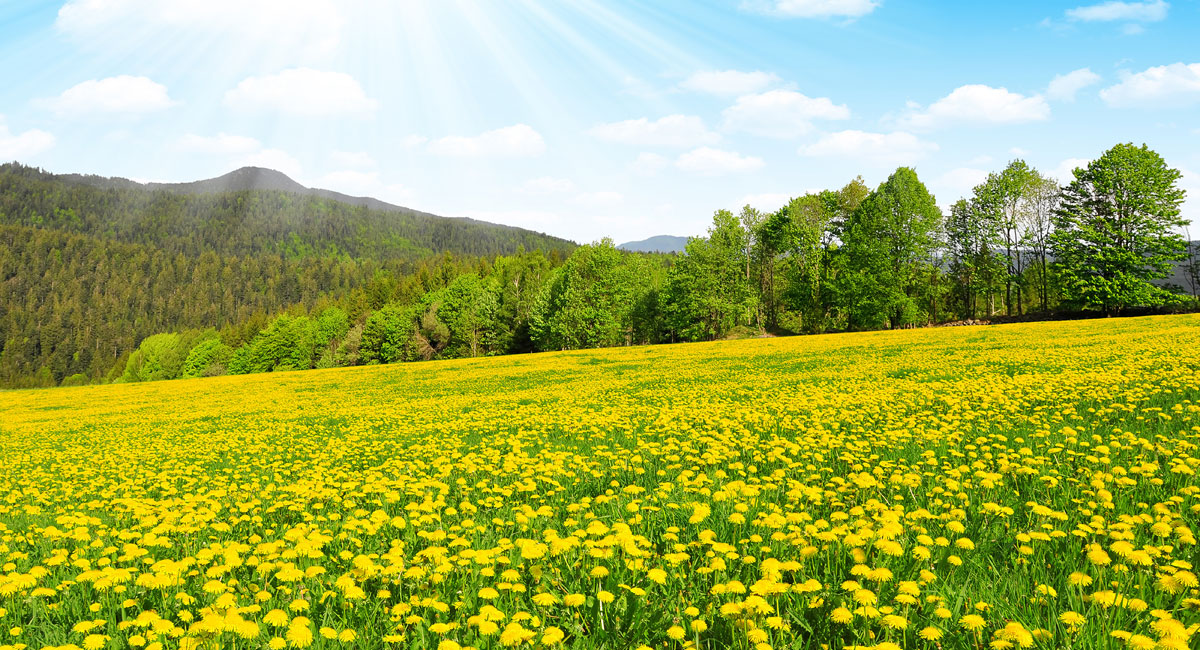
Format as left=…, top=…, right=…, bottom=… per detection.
left=2, top=142, right=1197, bottom=388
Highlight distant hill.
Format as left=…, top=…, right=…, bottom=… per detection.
left=4, top=163, right=576, bottom=259
left=60, top=166, right=449, bottom=217
left=619, top=235, right=689, bottom=254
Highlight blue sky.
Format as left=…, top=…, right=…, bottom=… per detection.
left=1, top=0, right=1198, bottom=243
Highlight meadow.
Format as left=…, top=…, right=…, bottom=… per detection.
left=0, top=315, right=1198, bottom=650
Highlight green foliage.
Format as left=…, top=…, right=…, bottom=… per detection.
left=663, top=210, right=757, bottom=341
left=439, top=274, right=499, bottom=358
left=60, top=373, right=89, bottom=387
left=834, top=168, right=942, bottom=329
left=182, top=338, right=232, bottom=378
left=122, top=333, right=185, bottom=382
left=361, top=304, right=411, bottom=365
left=229, top=315, right=318, bottom=374
left=531, top=239, right=651, bottom=350
left=1051, top=143, right=1188, bottom=312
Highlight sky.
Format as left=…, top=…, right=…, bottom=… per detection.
left=0, top=1, right=1198, bottom=244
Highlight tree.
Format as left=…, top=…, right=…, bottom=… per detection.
left=1051, top=143, right=1188, bottom=313
left=360, top=304, right=409, bottom=364
left=835, top=168, right=943, bottom=329
left=1023, top=174, right=1060, bottom=312
left=531, top=239, right=648, bottom=350
left=439, top=274, right=499, bottom=358
left=771, top=193, right=832, bottom=332
left=976, top=160, right=1037, bottom=315
left=662, top=211, right=756, bottom=340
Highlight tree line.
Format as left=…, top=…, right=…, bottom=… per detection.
left=5, top=142, right=1197, bottom=388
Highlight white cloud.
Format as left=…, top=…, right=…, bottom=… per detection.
left=233, top=148, right=304, bottom=180
left=679, top=70, right=781, bottom=96
left=1052, top=157, right=1092, bottom=184
left=742, top=0, right=880, bottom=18
left=427, top=124, right=545, bottom=157
left=1008, top=147, right=1030, bottom=157
left=177, top=132, right=260, bottom=155
left=1099, top=63, right=1200, bottom=108
left=330, top=151, right=376, bottom=169
left=1046, top=68, right=1102, bottom=102
left=41, top=75, right=176, bottom=117
left=629, top=152, right=670, bottom=176
left=571, top=191, right=624, bottom=207
left=799, top=130, right=938, bottom=166
left=519, top=177, right=575, bottom=195
left=224, top=68, right=377, bottom=116
left=56, top=0, right=343, bottom=57
left=589, top=115, right=719, bottom=147
left=1065, top=0, right=1168, bottom=22
left=0, top=116, right=55, bottom=159
left=901, top=85, right=1050, bottom=129
left=314, top=170, right=415, bottom=204
left=722, top=90, right=850, bottom=138
left=675, top=147, right=765, bottom=175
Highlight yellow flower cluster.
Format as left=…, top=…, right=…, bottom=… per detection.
left=0, top=315, right=1198, bottom=649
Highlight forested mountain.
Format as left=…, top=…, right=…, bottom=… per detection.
left=0, top=163, right=575, bottom=259
left=0, top=163, right=574, bottom=387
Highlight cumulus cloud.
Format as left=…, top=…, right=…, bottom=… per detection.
left=1099, top=62, right=1200, bottom=108
left=675, top=147, right=765, bottom=175
left=427, top=124, right=546, bottom=157
left=41, top=76, right=176, bottom=117
left=588, top=115, right=719, bottom=148
left=1046, top=68, right=1102, bottom=102
left=799, top=130, right=938, bottom=166
left=56, top=0, right=344, bottom=57
left=224, top=68, right=378, bottom=116
left=722, top=90, right=850, bottom=138
left=519, top=177, right=575, bottom=195
left=900, top=85, right=1050, bottom=129
left=741, top=0, right=880, bottom=19
left=1065, top=0, right=1168, bottom=22
left=679, top=70, right=781, bottom=96
left=0, top=116, right=55, bottom=159
left=177, top=133, right=261, bottom=155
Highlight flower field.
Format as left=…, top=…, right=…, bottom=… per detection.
left=1, top=315, right=1199, bottom=650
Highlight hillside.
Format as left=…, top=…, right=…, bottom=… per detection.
left=0, top=163, right=577, bottom=387
left=619, top=234, right=688, bottom=254
left=0, top=163, right=575, bottom=259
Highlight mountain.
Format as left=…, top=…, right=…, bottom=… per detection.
left=61, top=166, right=450, bottom=217
left=0, top=163, right=575, bottom=259
left=619, top=235, right=689, bottom=254
left=0, top=162, right=578, bottom=387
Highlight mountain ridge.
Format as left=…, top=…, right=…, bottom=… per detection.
left=618, top=234, right=689, bottom=254
left=53, top=165, right=503, bottom=228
